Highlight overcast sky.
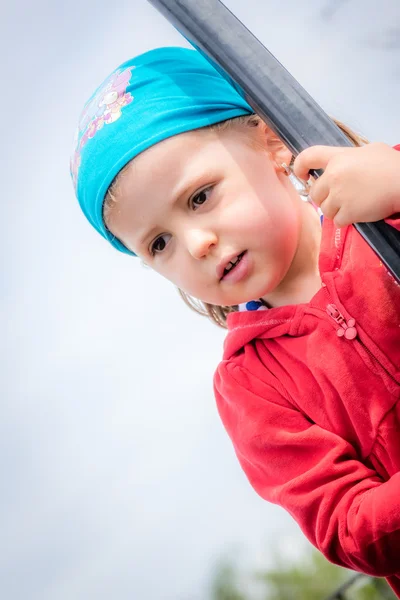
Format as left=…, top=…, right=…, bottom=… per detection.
left=2, top=1, right=400, bottom=598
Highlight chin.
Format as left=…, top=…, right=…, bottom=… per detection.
left=218, top=291, right=264, bottom=307
left=194, top=276, right=282, bottom=308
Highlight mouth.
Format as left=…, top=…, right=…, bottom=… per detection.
left=218, top=250, right=247, bottom=281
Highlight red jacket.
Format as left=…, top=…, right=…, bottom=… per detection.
left=214, top=147, right=400, bottom=594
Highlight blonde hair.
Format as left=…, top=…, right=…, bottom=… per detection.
left=104, top=114, right=368, bottom=328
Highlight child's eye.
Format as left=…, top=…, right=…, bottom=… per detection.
left=150, top=233, right=171, bottom=255
left=190, top=187, right=213, bottom=210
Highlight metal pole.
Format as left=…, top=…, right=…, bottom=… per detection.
left=147, top=0, right=400, bottom=282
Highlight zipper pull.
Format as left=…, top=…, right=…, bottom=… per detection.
left=326, top=303, right=358, bottom=340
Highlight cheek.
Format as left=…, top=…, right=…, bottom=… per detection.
left=167, top=259, right=217, bottom=303
left=228, top=182, right=299, bottom=241
left=153, top=257, right=200, bottom=296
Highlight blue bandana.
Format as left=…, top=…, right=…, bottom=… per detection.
left=71, top=46, right=252, bottom=255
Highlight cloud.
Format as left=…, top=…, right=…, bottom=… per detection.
left=365, top=27, right=400, bottom=50
left=319, top=0, right=351, bottom=20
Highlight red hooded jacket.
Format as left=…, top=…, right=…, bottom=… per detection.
left=214, top=146, right=400, bottom=594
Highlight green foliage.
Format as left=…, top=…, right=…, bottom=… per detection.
left=255, top=550, right=347, bottom=600
left=211, top=563, right=247, bottom=600
left=210, top=548, right=396, bottom=600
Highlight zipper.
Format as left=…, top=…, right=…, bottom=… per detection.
left=308, top=284, right=398, bottom=385
left=326, top=303, right=358, bottom=339
left=324, top=301, right=399, bottom=386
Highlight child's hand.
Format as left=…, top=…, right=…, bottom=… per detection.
left=293, top=142, right=400, bottom=227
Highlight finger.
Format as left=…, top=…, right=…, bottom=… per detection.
left=333, top=208, right=352, bottom=228
left=308, top=174, right=330, bottom=207
left=319, top=193, right=341, bottom=222
left=293, top=145, right=345, bottom=180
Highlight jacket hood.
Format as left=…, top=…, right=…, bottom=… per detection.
left=223, top=304, right=299, bottom=360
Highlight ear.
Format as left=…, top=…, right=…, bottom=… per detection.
left=258, top=119, right=293, bottom=172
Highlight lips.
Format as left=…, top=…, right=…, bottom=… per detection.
left=217, top=251, right=246, bottom=281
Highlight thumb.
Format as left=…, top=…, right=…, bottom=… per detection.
left=292, top=145, right=345, bottom=180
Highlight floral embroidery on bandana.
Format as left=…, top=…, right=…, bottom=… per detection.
left=70, top=66, right=135, bottom=188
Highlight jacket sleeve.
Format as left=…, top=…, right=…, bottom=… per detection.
left=385, top=215, right=400, bottom=231
left=214, top=361, right=400, bottom=577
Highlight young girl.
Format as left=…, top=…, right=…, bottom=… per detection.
left=71, top=47, right=400, bottom=594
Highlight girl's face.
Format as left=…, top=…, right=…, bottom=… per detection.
left=107, top=124, right=317, bottom=307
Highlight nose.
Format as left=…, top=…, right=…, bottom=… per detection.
left=185, top=228, right=218, bottom=260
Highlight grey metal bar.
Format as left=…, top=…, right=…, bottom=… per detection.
left=147, top=0, right=400, bottom=282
